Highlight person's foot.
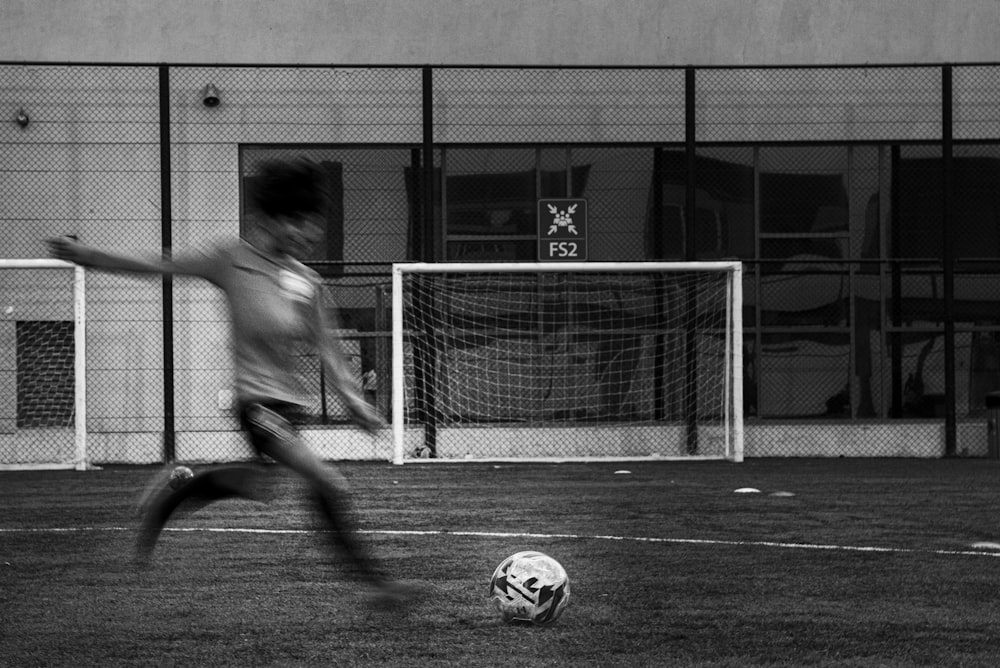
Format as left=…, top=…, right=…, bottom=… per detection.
left=133, top=468, right=178, bottom=568
left=134, top=466, right=174, bottom=519
left=133, top=500, right=167, bottom=569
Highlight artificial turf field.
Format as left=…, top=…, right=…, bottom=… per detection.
left=3, top=458, right=1000, bottom=667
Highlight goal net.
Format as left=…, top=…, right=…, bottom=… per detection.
left=392, top=261, right=742, bottom=463
left=0, top=260, right=87, bottom=471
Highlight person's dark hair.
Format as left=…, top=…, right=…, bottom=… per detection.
left=251, top=159, right=325, bottom=217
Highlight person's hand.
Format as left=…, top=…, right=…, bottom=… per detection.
left=46, top=236, right=91, bottom=265
left=346, top=397, right=386, bottom=436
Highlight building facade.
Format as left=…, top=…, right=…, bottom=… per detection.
left=2, top=3, right=1000, bottom=463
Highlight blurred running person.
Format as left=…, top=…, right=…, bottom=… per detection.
left=48, top=159, right=417, bottom=607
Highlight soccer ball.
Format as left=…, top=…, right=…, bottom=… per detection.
left=168, top=465, right=194, bottom=490
left=488, top=551, right=570, bottom=625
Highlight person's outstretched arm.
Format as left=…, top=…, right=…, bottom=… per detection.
left=47, top=236, right=218, bottom=283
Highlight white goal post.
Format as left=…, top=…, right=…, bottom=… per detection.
left=0, top=259, right=87, bottom=471
left=392, top=261, right=742, bottom=464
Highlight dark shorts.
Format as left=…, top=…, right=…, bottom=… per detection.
left=239, top=402, right=305, bottom=457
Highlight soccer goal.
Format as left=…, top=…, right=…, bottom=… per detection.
left=0, top=259, right=88, bottom=471
left=391, top=261, right=742, bottom=464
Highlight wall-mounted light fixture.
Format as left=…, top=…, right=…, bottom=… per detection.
left=15, top=108, right=29, bottom=128
left=201, top=84, right=220, bottom=108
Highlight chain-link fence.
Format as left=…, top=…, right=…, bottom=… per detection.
left=2, top=63, right=999, bottom=463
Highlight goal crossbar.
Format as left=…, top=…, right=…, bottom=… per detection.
left=392, top=261, right=742, bottom=464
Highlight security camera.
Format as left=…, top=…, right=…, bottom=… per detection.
left=15, top=108, right=29, bottom=128
left=202, top=84, right=220, bottom=108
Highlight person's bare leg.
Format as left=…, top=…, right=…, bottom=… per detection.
left=134, top=466, right=266, bottom=567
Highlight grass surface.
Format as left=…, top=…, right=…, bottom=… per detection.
left=3, top=459, right=1000, bottom=667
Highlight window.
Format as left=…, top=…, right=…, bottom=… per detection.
left=442, top=148, right=590, bottom=262
left=240, top=146, right=417, bottom=272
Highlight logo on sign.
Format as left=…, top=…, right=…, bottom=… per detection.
left=538, top=198, right=588, bottom=261
left=546, top=203, right=579, bottom=236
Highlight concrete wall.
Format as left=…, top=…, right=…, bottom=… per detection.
left=2, top=0, right=999, bottom=67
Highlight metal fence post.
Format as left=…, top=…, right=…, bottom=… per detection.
left=158, top=64, right=176, bottom=463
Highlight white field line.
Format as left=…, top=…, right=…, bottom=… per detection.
left=2, top=525, right=1000, bottom=558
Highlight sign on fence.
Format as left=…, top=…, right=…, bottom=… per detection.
left=538, top=198, right=588, bottom=261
